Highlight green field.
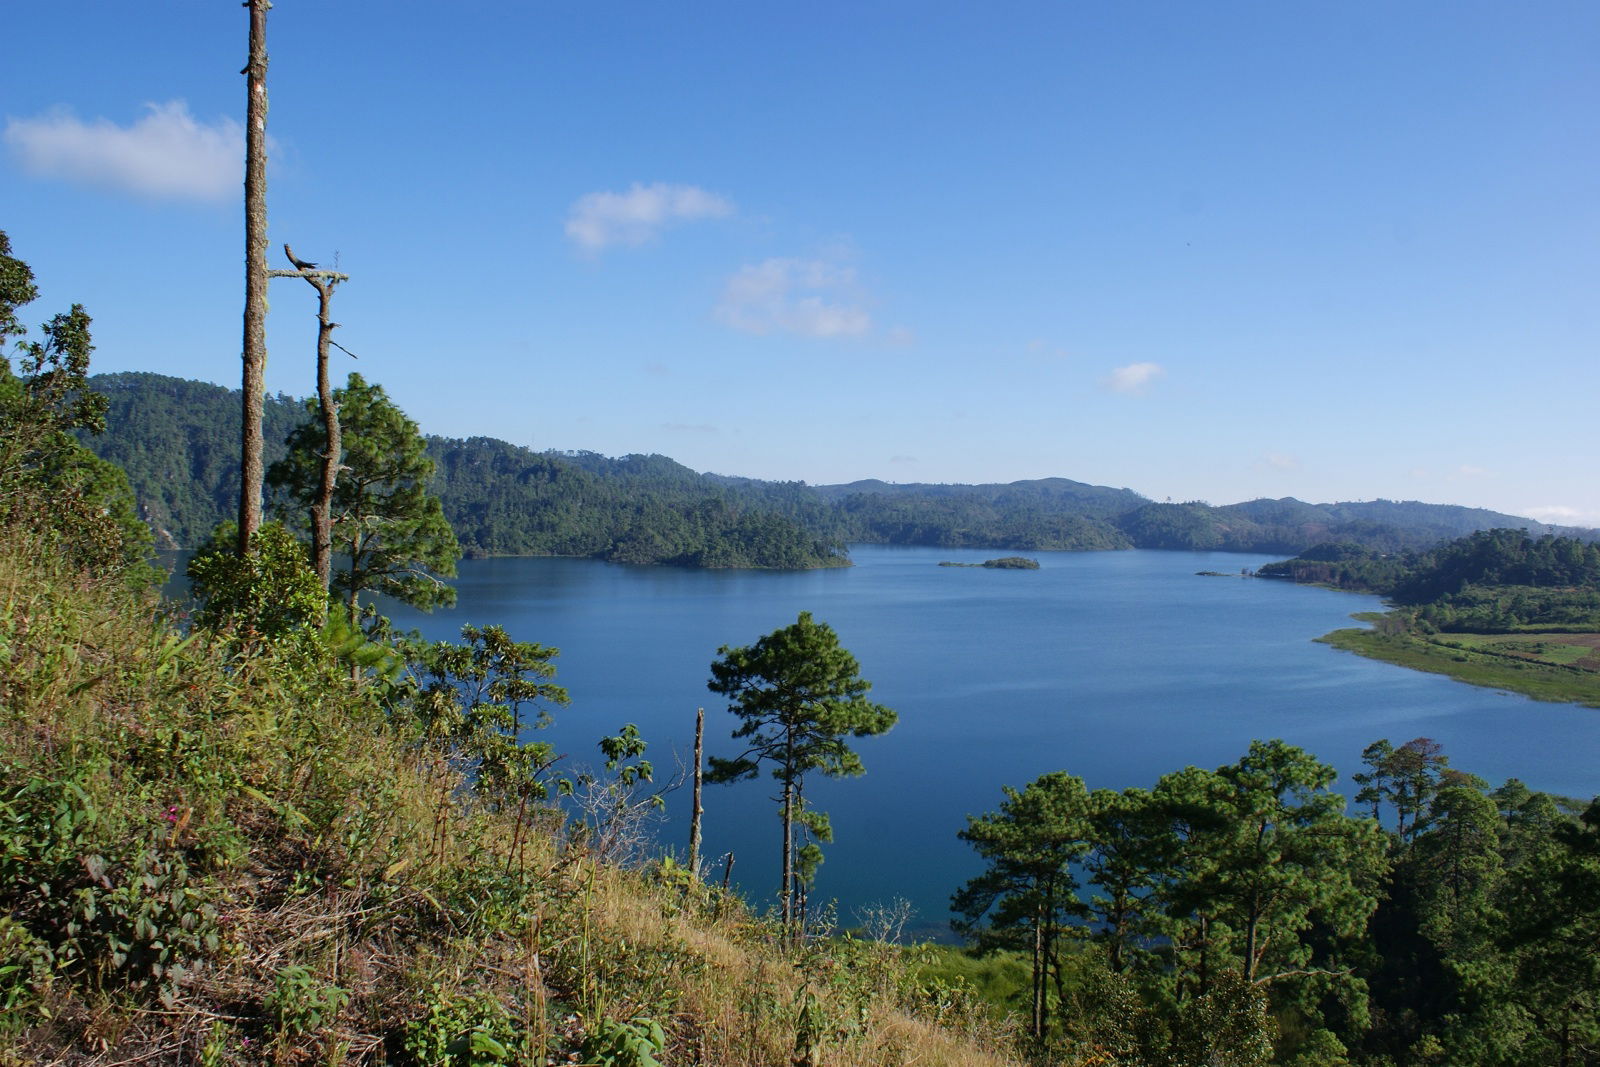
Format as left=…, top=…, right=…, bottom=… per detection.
left=1318, top=623, right=1600, bottom=708
left=1439, top=632, right=1600, bottom=669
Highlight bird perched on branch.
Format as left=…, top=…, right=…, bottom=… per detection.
left=283, top=244, right=317, bottom=270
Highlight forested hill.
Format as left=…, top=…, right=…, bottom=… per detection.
left=425, top=437, right=845, bottom=568
left=84, top=371, right=1590, bottom=563
left=805, top=488, right=1589, bottom=555
left=83, top=373, right=846, bottom=568
left=89, top=372, right=304, bottom=549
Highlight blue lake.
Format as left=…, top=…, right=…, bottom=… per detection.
left=381, top=545, right=1598, bottom=939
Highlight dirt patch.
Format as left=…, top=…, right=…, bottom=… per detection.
left=1549, top=633, right=1600, bottom=651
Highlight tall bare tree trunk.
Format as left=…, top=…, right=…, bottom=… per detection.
left=688, top=706, right=704, bottom=877
left=238, top=0, right=270, bottom=554
left=310, top=278, right=340, bottom=591
left=781, top=771, right=794, bottom=942
left=1031, top=908, right=1045, bottom=1040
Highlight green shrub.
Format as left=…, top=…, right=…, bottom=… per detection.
left=187, top=520, right=327, bottom=635
left=266, top=963, right=350, bottom=1038
left=403, top=983, right=520, bottom=1065
left=581, top=1016, right=666, bottom=1067
left=0, top=916, right=53, bottom=1033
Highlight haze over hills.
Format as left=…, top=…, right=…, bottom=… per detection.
left=86, top=372, right=1595, bottom=565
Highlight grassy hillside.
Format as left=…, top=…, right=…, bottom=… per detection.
left=0, top=531, right=1016, bottom=1064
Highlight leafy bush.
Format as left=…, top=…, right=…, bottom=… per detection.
left=267, top=963, right=350, bottom=1038
left=403, top=983, right=519, bottom=1065
left=187, top=520, right=327, bottom=635
left=581, top=1016, right=666, bottom=1067
left=0, top=768, right=220, bottom=1004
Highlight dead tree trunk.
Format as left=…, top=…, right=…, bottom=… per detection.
left=688, top=706, right=704, bottom=877
left=312, top=279, right=340, bottom=592
left=269, top=260, right=351, bottom=596
left=238, top=0, right=270, bottom=555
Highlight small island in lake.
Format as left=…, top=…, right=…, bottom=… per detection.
left=939, top=556, right=1041, bottom=569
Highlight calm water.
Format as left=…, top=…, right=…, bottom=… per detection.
left=380, top=545, right=1598, bottom=938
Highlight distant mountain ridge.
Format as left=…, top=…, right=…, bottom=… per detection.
left=82, top=372, right=1594, bottom=565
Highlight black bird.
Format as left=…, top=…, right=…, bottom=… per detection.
left=283, top=243, right=317, bottom=270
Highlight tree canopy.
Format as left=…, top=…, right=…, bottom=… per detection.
left=269, top=372, right=459, bottom=622
left=0, top=231, right=153, bottom=583
left=706, top=611, right=896, bottom=936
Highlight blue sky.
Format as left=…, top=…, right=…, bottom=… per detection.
left=4, top=2, right=1597, bottom=522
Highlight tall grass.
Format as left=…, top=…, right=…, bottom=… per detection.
left=0, top=532, right=1019, bottom=1065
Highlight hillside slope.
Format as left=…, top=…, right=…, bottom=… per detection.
left=0, top=531, right=1017, bottom=1064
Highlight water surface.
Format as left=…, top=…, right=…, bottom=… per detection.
left=383, top=545, right=1599, bottom=938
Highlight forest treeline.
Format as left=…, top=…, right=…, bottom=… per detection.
left=86, top=372, right=847, bottom=569
left=1259, top=529, right=1600, bottom=634
left=952, top=737, right=1600, bottom=1065
left=82, top=372, right=1592, bottom=567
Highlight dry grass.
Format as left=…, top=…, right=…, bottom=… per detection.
left=0, top=536, right=1024, bottom=1066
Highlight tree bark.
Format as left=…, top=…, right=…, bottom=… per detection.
left=238, top=0, right=270, bottom=554
left=781, top=769, right=794, bottom=941
left=1031, top=904, right=1045, bottom=1040
left=688, top=706, right=704, bottom=878
left=309, top=277, right=340, bottom=592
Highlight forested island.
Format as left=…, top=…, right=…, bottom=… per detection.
left=939, top=556, right=1041, bottom=569
left=84, top=371, right=1597, bottom=570
left=1261, top=530, right=1600, bottom=705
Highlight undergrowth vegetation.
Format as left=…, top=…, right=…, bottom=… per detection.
left=0, top=531, right=1017, bottom=1064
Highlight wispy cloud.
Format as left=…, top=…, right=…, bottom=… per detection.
left=1455, top=464, right=1490, bottom=478
left=5, top=101, right=241, bottom=202
left=1524, top=505, right=1600, bottom=527
left=715, top=257, right=871, bottom=339
left=1102, top=362, right=1164, bottom=394
left=1263, top=452, right=1299, bottom=471
left=565, top=182, right=733, bottom=252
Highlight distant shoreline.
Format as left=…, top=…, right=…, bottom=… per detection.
left=1319, top=615, right=1600, bottom=709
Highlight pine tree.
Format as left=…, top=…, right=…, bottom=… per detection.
left=269, top=373, right=459, bottom=622
left=706, top=611, right=895, bottom=938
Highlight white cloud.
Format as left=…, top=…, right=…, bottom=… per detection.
left=715, top=257, right=872, bottom=338
left=1523, top=505, right=1600, bottom=527
left=1102, top=362, right=1164, bottom=394
left=1263, top=452, right=1299, bottom=471
left=565, top=182, right=733, bottom=251
left=5, top=101, right=241, bottom=201
left=885, top=325, right=916, bottom=347
left=1455, top=464, right=1490, bottom=478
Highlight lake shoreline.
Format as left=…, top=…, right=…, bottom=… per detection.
left=1319, top=620, right=1600, bottom=709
